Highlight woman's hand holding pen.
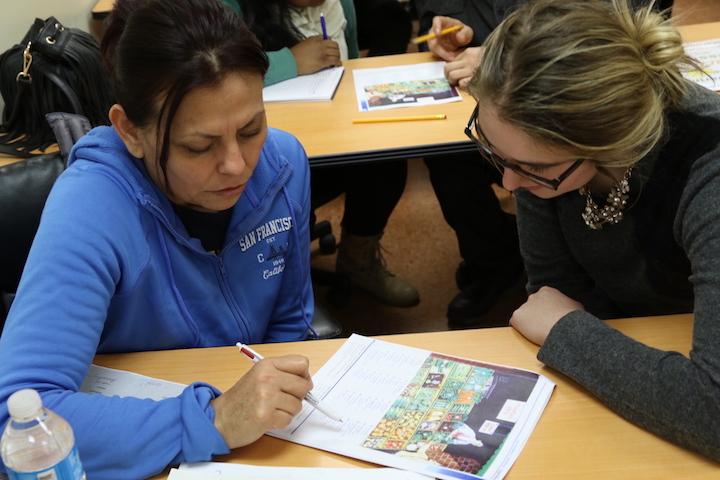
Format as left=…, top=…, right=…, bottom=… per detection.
left=291, top=36, right=341, bottom=75
left=211, top=355, right=313, bottom=449
left=510, top=286, right=585, bottom=346
left=428, top=16, right=474, bottom=61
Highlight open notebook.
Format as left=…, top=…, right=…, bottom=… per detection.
left=263, top=66, right=344, bottom=102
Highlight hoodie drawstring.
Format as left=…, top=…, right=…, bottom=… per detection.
left=154, top=218, right=201, bottom=343
left=283, top=186, right=318, bottom=339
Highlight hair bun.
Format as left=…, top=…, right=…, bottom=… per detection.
left=609, top=0, right=697, bottom=108
left=631, top=7, right=685, bottom=73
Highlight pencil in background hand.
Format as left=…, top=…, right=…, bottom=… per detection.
left=412, top=25, right=463, bottom=45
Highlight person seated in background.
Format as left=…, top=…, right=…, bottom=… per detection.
left=468, top=0, right=720, bottom=460
left=226, top=0, right=420, bottom=308
left=0, top=0, right=317, bottom=477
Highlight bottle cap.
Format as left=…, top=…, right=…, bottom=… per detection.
left=7, top=389, right=43, bottom=422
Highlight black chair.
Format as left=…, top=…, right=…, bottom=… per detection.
left=0, top=153, right=65, bottom=331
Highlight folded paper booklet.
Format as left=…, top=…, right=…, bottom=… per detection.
left=352, top=62, right=462, bottom=112
left=262, top=66, right=344, bottom=102
left=270, top=334, right=555, bottom=480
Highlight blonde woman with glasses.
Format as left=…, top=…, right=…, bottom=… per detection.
left=466, top=0, right=720, bottom=460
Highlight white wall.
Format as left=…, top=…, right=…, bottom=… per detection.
left=0, top=0, right=99, bottom=111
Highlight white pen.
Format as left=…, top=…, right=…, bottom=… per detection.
left=236, top=343, right=343, bottom=423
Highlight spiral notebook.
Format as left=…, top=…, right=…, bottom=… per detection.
left=262, top=66, right=344, bottom=102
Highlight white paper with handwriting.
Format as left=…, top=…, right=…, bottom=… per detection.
left=80, top=365, right=186, bottom=400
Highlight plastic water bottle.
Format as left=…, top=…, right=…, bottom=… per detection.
left=1, top=389, right=86, bottom=480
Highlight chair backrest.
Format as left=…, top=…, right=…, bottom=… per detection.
left=0, top=113, right=90, bottom=332
left=0, top=154, right=65, bottom=294
left=0, top=154, right=65, bottom=329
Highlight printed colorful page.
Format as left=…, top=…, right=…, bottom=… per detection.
left=352, top=62, right=462, bottom=112
left=270, top=334, right=555, bottom=480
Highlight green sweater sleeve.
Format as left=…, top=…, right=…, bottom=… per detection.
left=264, top=49, right=299, bottom=86
left=340, top=0, right=360, bottom=59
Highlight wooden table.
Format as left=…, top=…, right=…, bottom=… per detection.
left=265, top=52, right=477, bottom=167
left=0, top=146, right=58, bottom=168
left=92, top=0, right=115, bottom=19
left=94, top=314, right=718, bottom=479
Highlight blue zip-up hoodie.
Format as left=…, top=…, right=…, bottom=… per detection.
left=0, top=126, right=315, bottom=479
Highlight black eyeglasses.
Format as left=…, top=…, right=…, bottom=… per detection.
left=464, top=104, right=585, bottom=191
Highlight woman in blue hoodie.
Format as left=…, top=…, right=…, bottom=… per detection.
left=0, top=0, right=316, bottom=478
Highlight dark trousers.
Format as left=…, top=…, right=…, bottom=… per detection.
left=424, top=152, right=520, bottom=274
left=354, top=0, right=412, bottom=56
left=311, top=160, right=408, bottom=237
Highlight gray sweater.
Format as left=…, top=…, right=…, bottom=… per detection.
left=516, top=84, right=720, bottom=460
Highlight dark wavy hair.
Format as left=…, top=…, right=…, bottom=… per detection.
left=100, top=0, right=269, bottom=178
left=242, top=0, right=304, bottom=51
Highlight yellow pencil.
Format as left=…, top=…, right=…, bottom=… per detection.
left=352, top=114, right=447, bottom=124
left=411, top=25, right=463, bottom=45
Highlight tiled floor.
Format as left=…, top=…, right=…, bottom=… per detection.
left=311, top=0, right=720, bottom=338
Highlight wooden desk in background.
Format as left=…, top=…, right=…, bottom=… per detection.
left=92, top=0, right=115, bottom=20
left=0, top=146, right=58, bottom=168
left=95, top=314, right=718, bottom=479
left=265, top=52, right=477, bottom=167
left=0, top=154, right=22, bottom=168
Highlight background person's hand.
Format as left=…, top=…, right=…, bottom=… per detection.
left=291, top=37, right=341, bottom=75
left=509, top=286, right=584, bottom=346
left=427, top=16, right=474, bottom=61
left=444, top=46, right=485, bottom=88
left=211, top=355, right=313, bottom=449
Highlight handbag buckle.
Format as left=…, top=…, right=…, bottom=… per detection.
left=16, top=41, right=33, bottom=84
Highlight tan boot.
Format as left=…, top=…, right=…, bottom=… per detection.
left=336, top=232, right=420, bottom=308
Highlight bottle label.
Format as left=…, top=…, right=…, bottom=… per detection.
left=6, top=447, right=85, bottom=480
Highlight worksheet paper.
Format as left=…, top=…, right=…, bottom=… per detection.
left=171, top=463, right=428, bottom=480
left=682, top=39, right=720, bottom=91
left=270, top=334, right=555, bottom=480
left=80, top=365, right=186, bottom=400
left=262, top=66, right=344, bottom=102
left=352, top=62, right=462, bottom=112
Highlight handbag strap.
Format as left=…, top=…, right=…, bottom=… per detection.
left=40, top=67, right=83, bottom=115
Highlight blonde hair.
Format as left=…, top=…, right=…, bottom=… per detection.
left=469, top=0, right=701, bottom=167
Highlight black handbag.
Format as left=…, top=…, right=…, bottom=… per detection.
left=0, top=17, right=113, bottom=157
